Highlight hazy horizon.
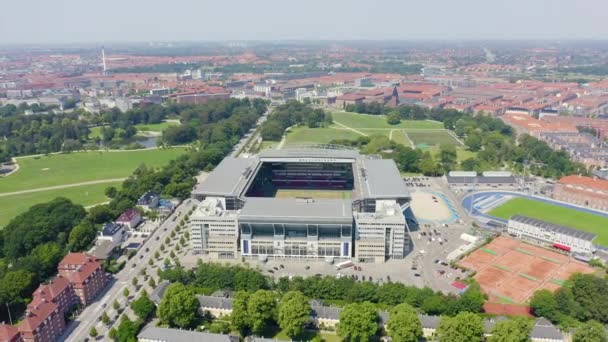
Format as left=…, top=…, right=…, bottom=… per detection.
left=2, top=0, right=608, bottom=45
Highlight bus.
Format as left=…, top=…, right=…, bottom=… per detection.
left=335, top=260, right=354, bottom=270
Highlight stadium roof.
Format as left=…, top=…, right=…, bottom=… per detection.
left=239, top=198, right=353, bottom=224
left=360, top=159, right=409, bottom=199
left=258, top=146, right=359, bottom=160
left=510, top=215, right=596, bottom=242
left=192, top=157, right=257, bottom=197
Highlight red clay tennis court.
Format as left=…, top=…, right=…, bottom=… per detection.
left=458, top=236, right=594, bottom=303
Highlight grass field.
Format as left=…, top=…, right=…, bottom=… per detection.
left=0, top=182, right=121, bottom=228
left=0, top=148, right=187, bottom=193
left=284, top=126, right=361, bottom=145
left=332, top=111, right=443, bottom=129
left=134, top=121, right=178, bottom=132
left=488, top=197, right=608, bottom=245
left=405, top=130, right=462, bottom=147
left=275, top=189, right=352, bottom=199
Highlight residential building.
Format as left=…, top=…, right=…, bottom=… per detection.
left=98, top=222, right=125, bottom=245
left=28, top=276, right=76, bottom=317
left=137, top=191, right=160, bottom=211
left=115, top=208, right=142, bottom=229
left=553, top=175, right=608, bottom=211
left=507, top=215, right=596, bottom=254
left=137, top=325, right=239, bottom=342
left=58, top=253, right=108, bottom=306
left=0, top=324, right=21, bottom=342
left=17, top=302, right=65, bottom=342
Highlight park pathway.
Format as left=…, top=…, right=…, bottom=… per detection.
left=0, top=178, right=126, bottom=197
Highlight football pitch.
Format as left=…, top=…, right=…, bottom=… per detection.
left=275, top=189, right=352, bottom=199
left=488, top=197, right=608, bottom=246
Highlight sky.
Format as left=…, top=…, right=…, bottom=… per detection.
left=1, top=0, right=607, bottom=45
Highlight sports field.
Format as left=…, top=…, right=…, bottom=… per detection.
left=459, top=236, right=594, bottom=303
left=332, top=111, right=443, bottom=129
left=284, top=127, right=362, bottom=145
left=488, top=197, right=608, bottom=245
left=275, top=189, right=352, bottom=199
left=0, top=148, right=186, bottom=193
left=134, top=121, right=179, bottom=132
left=406, top=130, right=462, bottom=147
left=0, top=182, right=121, bottom=228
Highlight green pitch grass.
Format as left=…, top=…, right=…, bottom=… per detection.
left=331, top=111, right=444, bottom=129
left=0, top=182, right=122, bottom=228
left=275, top=189, right=352, bottom=200
left=488, top=197, right=608, bottom=246
left=0, top=148, right=187, bottom=193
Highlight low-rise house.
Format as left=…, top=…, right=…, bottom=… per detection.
left=115, top=208, right=142, bottom=229
left=137, top=191, right=160, bottom=211
left=198, top=295, right=234, bottom=318
left=530, top=318, right=565, bottom=342
left=150, top=281, right=170, bottom=305
left=137, top=325, right=239, bottom=342
left=98, top=222, right=125, bottom=245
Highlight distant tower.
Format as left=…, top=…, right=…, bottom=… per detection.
left=101, top=46, right=107, bottom=75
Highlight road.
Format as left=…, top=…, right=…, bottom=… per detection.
left=64, top=199, right=198, bottom=341
left=0, top=178, right=127, bottom=197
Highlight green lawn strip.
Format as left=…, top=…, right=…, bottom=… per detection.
left=493, top=264, right=511, bottom=272
left=134, top=121, right=178, bottom=132
left=0, top=181, right=121, bottom=228
left=488, top=197, right=608, bottom=246
left=519, top=273, right=537, bottom=282
left=1, top=148, right=186, bottom=193
left=493, top=292, right=515, bottom=304
left=541, top=256, right=561, bottom=264
left=481, top=248, right=498, bottom=255
left=405, top=130, right=461, bottom=146
left=284, top=126, right=362, bottom=145
left=516, top=248, right=534, bottom=256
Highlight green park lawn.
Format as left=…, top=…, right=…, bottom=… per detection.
left=331, top=111, right=443, bottom=129
left=488, top=197, right=608, bottom=246
left=0, top=148, right=186, bottom=193
left=405, top=130, right=462, bottom=147
left=0, top=182, right=122, bottom=228
left=134, top=121, right=178, bottom=132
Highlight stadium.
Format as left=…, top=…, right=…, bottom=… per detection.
left=190, top=145, right=412, bottom=263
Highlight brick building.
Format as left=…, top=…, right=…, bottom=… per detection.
left=17, top=302, right=65, bottom=342
left=553, top=175, right=608, bottom=211
left=58, top=253, right=108, bottom=306
left=0, top=324, right=21, bottom=342
left=28, top=276, right=76, bottom=317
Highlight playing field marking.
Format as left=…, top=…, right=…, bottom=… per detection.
left=401, top=130, right=415, bottom=148
left=494, top=264, right=511, bottom=272
left=482, top=248, right=498, bottom=255
left=516, top=248, right=534, bottom=256
left=493, top=292, right=515, bottom=303
left=0, top=178, right=126, bottom=197
left=389, top=129, right=394, bottom=141
left=447, top=130, right=465, bottom=146
left=541, top=256, right=561, bottom=264
left=332, top=121, right=369, bottom=136
left=519, top=273, right=537, bottom=281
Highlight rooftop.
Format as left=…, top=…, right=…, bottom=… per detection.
left=192, top=157, right=258, bottom=197
left=510, top=215, right=596, bottom=242
left=239, top=198, right=353, bottom=224
left=359, top=158, right=409, bottom=199
left=101, top=222, right=123, bottom=236
left=137, top=325, right=239, bottom=342
left=0, top=324, right=19, bottom=341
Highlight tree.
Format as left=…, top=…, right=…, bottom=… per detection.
left=154, top=251, right=160, bottom=259
left=248, top=290, right=277, bottom=335
left=105, top=186, right=118, bottom=198
left=439, top=143, right=458, bottom=171
left=231, top=291, right=251, bottom=334
left=530, top=290, right=559, bottom=322
left=108, top=327, right=118, bottom=340
left=0, top=270, right=35, bottom=305
left=337, top=302, right=379, bottom=341
left=158, top=283, right=200, bottom=328
left=90, top=326, right=98, bottom=338
left=68, top=221, right=97, bottom=251
left=456, top=282, right=485, bottom=313
left=116, top=316, right=141, bottom=342
left=102, top=311, right=111, bottom=325
left=387, top=111, right=401, bottom=125
left=278, top=291, right=311, bottom=338
left=123, top=288, right=130, bottom=298
left=573, top=320, right=608, bottom=342
left=436, top=312, right=484, bottom=342
left=113, top=299, right=120, bottom=310
left=148, top=277, right=156, bottom=288
left=131, top=292, right=156, bottom=321
left=132, top=277, right=139, bottom=287
left=488, top=317, right=533, bottom=342
left=387, top=303, right=423, bottom=342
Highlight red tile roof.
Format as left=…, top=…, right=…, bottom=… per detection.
left=18, top=301, right=59, bottom=333
left=559, top=175, right=608, bottom=192
left=116, top=208, right=139, bottom=222
left=58, top=253, right=102, bottom=285
left=0, top=324, right=19, bottom=341
left=29, top=277, right=70, bottom=309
